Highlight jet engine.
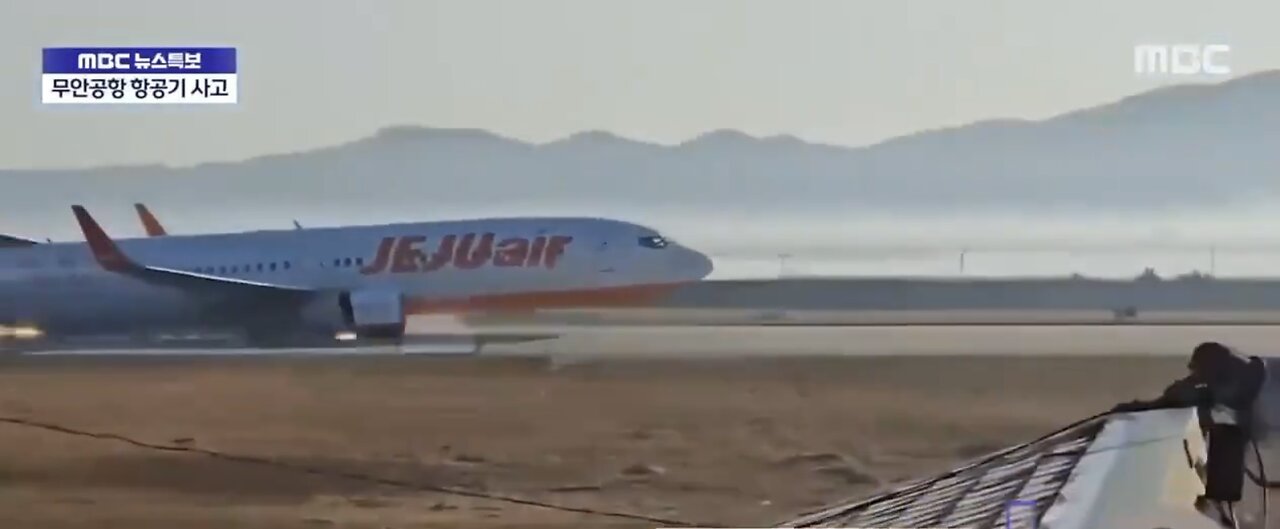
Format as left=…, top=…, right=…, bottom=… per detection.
left=300, top=288, right=407, bottom=339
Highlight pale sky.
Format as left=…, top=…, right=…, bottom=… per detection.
left=3, top=0, right=1279, bottom=169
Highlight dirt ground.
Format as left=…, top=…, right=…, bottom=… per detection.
left=0, top=355, right=1187, bottom=528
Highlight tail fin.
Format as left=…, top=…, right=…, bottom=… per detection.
left=133, top=203, right=167, bottom=236
left=73, top=205, right=135, bottom=272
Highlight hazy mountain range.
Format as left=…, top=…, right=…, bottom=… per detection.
left=6, top=71, right=1280, bottom=236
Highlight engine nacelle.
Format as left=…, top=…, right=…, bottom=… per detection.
left=300, top=289, right=407, bottom=339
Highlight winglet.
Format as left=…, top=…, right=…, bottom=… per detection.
left=72, top=206, right=134, bottom=272
left=134, top=203, right=167, bottom=236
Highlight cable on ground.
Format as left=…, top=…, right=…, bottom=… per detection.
left=0, top=415, right=719, bottom=528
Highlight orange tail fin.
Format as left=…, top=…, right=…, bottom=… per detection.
left=134, top=203, right=167, bottom=236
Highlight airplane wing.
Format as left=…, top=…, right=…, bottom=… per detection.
left=0, top=234, right=39, bottom=248
left=72, top=205, right=314, bottom=298
left=134, top=203, right=167, bottom=236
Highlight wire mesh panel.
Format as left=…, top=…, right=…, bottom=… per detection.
left=779, top=419, right=1105, bottom=528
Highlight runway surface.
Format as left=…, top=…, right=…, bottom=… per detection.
left=10, top=323, right=1280, bottom=360
left=488, top=324, right=1280, bottom=358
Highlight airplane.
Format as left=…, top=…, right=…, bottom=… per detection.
left=134, top=203, right=304, bottom=237
left=0, top=206, right=714, bottom=348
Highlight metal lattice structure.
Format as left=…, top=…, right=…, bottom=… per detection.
left=779, top=417, right=1108, bottom=528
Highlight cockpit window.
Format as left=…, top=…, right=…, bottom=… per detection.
left=638, top=235, right=669, bottom=249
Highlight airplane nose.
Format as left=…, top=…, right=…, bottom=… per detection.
left=694, top=250, right=714, bottom=278
left=677, top=246, right=714, bottom=279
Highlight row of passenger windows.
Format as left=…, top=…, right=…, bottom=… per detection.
left=192, top=261, right=293, bottom=275
left=333, top=257, right=366, bottom=268
left=187, top=257, right=366, bottom=275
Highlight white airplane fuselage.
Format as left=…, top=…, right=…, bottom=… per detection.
left=0, top=216, right=713, bottom=338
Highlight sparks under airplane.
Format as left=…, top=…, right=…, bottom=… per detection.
left=0, top=206, right=713, bottom=346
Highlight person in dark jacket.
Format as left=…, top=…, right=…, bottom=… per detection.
left=1111, top=342, right=1268, bottom=506
left=1111, top=341, right=1265, bottom=419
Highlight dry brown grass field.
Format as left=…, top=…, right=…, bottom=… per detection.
left=0, top=354, right=1188, bottom=528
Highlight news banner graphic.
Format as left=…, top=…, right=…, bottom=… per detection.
left=41, top=47, right=237, bottom=104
